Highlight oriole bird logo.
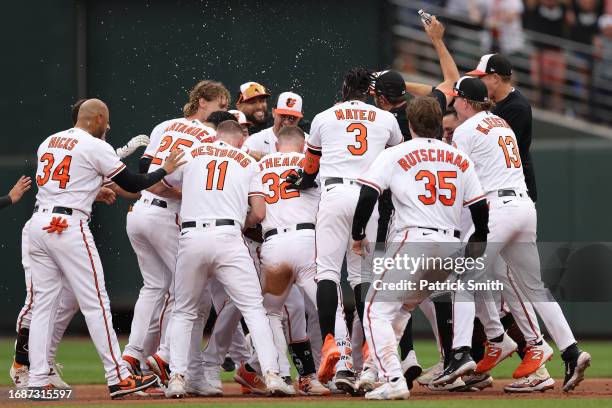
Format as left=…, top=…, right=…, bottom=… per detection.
left=286, top=98, right=297, bottom=108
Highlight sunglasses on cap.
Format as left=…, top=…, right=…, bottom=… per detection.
left=239, top=83, right=270, bottom=102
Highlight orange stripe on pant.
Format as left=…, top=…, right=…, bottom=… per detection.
left=80, top=220, right=123, bottom=381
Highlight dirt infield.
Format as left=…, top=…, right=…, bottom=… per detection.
left=2, top=379, right=611, bottom=406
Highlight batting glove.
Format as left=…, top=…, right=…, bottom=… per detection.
left=116, top=134, right=150, bottom=159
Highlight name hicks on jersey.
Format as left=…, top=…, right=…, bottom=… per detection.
left=372, top=279, right=504, bottom=292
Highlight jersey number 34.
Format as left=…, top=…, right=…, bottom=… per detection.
left=36, top=153, right=72, bottom=189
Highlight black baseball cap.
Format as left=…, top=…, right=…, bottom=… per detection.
left=467, top=53, right=512, bottom=77
left=448, top=76, right=489, bottom=102
left=373, top=70, right=406, bottom=98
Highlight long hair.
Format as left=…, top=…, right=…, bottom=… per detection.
left=341, top=68, right=372, bottom=101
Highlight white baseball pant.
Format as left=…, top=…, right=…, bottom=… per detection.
left=28, top=211, right=130, bottom=386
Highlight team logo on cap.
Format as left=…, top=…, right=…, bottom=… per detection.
left=286, top=98, right=297, bottom=108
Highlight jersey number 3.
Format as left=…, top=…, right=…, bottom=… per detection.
left=346, top=123, right=367, bottom=156
left=415, top=170, right=456, bottom=206
left=36, top=153, right=72, bottom=189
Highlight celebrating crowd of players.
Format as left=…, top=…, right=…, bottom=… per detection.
left=5, top=15, right=591, bottom=401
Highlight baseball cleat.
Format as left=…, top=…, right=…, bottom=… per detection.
left=417, top=360, right=443, bottom=386
left=475, top=334, right=517, bottom=374
left=185, top=379, right=223, bottom=397
left=204, top=366, right=222, bottom=390
left=462, top=372, right=493, bottom=390
left=562, top=350, right=591, bottom=392
left=317, top=334, right=340, bottom=384
left=48, top=362, right=70, bottom=389
left=427, top=377, right=467, bottom=392
left=401, top=350, right=423, bottom=390
left=356, top=367, right=378, bottom=393
left=222, top=356, right=236, bottom=372
left=122, top=355, right=142, bottom=376
left=145, top=354, right=170, bottom=386
left=504, top=366, right=554, bottom=393
left=513, top=341, right=553, bottom=379
left=164, top=373, right=186, bottom=398
left=432, top=347, right=476, bottom=386
left=298, top=374, right=331, bottom=396
left=264, top=371, right=295, bottom=397
left=365, top=377, right=410, bottom=400
left=10, top=360, right=29, bottom=388
left=234, top=362, right=268, bottom=395
left=334, top=369, right=358, bottom=396
left=109, top=374, right=159, bottom=399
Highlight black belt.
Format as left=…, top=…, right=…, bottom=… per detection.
left=264, top=223, right=315, bottom=239
left=418, top=226, right=460, bottom=239
left=149, top=198, right=168, bottom=208
left=33, top=206, right=73, bottom=216
left=498, top=189, right=525, bottom=198
left=181, top=219, right=235, bottom=229
left=324, top=178, right=357, bottom=186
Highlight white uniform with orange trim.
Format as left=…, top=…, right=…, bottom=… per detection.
left=164, top=140, right=280, bottom=377
left=451, top=111, right=576, bottom=351
left=28, top=127, right=132, bottom=387
left=307, top=100, right=403, bottom=288
left=358, top=137, right=484, bottom=380
left=123, top=118, right=215, bottom=365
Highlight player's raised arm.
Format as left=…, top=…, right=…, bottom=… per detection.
left=111, top=149, right=186, bottom=193
left=0, top=176, right=32, bottom=210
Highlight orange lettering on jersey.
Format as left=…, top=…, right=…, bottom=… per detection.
left=407, top=153, right=417, bottom=167
left=335, top=109, right=345, bottom=120
left=264, top=157, right=274, bottom=169
left=281, top=156, right=290, bottom=167
left=296, top=157, right=304, bottom=167
left=428, top=149, right=435, bottom=162
left=358, top=110, right=366, bottom=121
left=452, top=154, right=469, bottom=172
left=367, top=111, right=376, bottom=121
left=273, top=157, right=281, bottom=167
left=345, top=109, right=354, bottom=120
left=476, top=124, right=490, bottom=135
left=445, top=151, right=455, bottom=163
left=218, top=148, right=228, bottom=157
left=227, top=149, right=237, bottom=159
left=437, top=149, right=445, bottom=162
left=414, top=151, right=422, bottom=163
left=398, top=157, right=410, bottom=171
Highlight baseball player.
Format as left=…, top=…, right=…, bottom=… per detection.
left=351, top=96, right=490, bottom=400
left=10, top=98, right=149, bottom=391
left=447, top=76, right=591, bottom=392
left=229, top=109, right=251, bottom=137
left=123, top=80, right=228, bottom=379
left=256, top=125, right=329, bottom=395
left=290, top=68, right=403, bottom=391
left=235, top=81, right=272, bottom=134
left=28, top=99, right=184, bottom=398
left=153, top=120, right=293, bottom=398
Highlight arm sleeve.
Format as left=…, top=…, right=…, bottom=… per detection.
left=305, top=115, right=322, bottom=152
left=0, top=195, right=12, bottom=210
left=139, top=156, right=153, bottom=173
left=428, top=88, right=448, bottom=114
left=502, top=105, right=537, bottom=201
left=468, top=199, right=489, bottom=238
left=388, top=117, right=404, bottom=146
left=351, top=185, right=380, bottom=240
left=110, top=167, right=168, bottom=193
left=143, top=122, right=166, bottom=158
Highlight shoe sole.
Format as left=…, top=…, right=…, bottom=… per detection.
left=432, top=361, right=476, bottom=386
left=317, top=350, right=340, bottom=384
left=463, top=377, right=493, bottom=391
left=110, top=376, right=159, bottom=399
left=563, top=352, right=591, bottom=392
left=234, top=374, right=268, bottom=395
left=404, top=365, right=423, bottom=390
left=504, top=378, right=555, bottom=393
left=299, top=388, right=332, bottom=396
left=357, top=381, right=375, bottom=394
left=268, top=388, right=296, bottom=397
left=185, top=388, right=223, bottom=397
left=146, top=356, right=169, bottom=386
left=365, top=391, right=410, bottom=400
left=335, top=378, right=359, bottom=396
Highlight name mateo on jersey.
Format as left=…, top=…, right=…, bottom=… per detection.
left=190, top=145, right=252, bottom=168
left=164, top=121, right=213, bottom=142
left=259, top=155, right=304, bottom=171
left=47, top=137, right=79, bottom=151
left=398, top=148, right=470, bottom=172
left=475, top=116, right=511, bottom=135
left=334, top=108, right=377, bottom=122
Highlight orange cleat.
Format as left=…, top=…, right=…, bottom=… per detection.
left=475, top=334, right=517, bottom=374
left=234, top=362, right=267, bottom=395
left=317, top=334, right=341, bottom=384
left=513, top=341, right=553, bottom=379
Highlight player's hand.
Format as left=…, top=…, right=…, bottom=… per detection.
left=95, top=187, right=117, bottom=205
left=352, top=238, right=370, bottom=258
left=286, top=169, right=317, bottom=190
left=162, top=149, right=187, bottom=174
left=423, top=15, right=444, bottom=40
left=116, top=134, right=150, bottom=158
left=464, top=232, right=487, bottom=260
left=8, top=176, right=32, bottom=204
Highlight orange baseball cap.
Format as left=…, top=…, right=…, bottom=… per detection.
left=273, top=91, right=303, bottom=118
left=237, top=82, right=271, bottom=103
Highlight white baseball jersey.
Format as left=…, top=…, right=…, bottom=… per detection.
left=358, top=137, right=484, bottom=231
left=163, top=140, right=263, bottom=225
left=307, top=100, right=403, bottom=180
left=258, top=152, right=320, bottom=232
left=452, top=111, right=527, bottom=193
left=34, top=127, right=125, bottom=216
left=243, top=126, right=310, bottom=155
left=140, top=117, right=216, bottom=212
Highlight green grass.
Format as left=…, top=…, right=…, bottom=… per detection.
left=1, top=337, right=611, bottom=386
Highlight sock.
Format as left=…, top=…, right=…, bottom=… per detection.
left=501, top=313, right=527, bottom=359
left=317, top=280, right=338, bottom=339
left=398, top=318, right=414, bottom=360
left=288, top=340, right=316, bottom=377
left=15, top=328, right=30, bottom=366
left=489, top=334, right=504, bottom=343
left=353, top=282, right=370, bottom=330
left=561, top=343, right=579, bottom=362
left=433, top=295, right=453, bottom=367
left=471, top=318, right=487, bottom=362
left=245, top=363, right=257, bottom=373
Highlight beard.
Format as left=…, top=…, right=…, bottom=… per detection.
left=248, top=109, right=268, bottom=124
